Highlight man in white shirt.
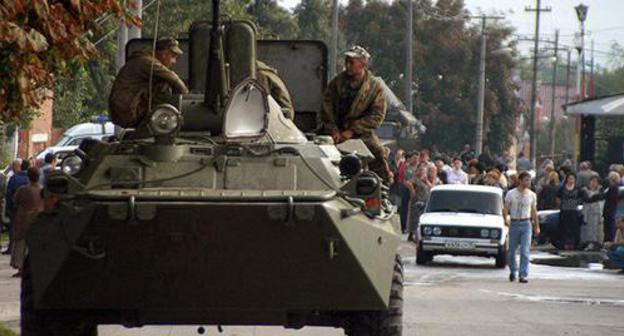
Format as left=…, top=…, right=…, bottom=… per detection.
left=503, top=171, right=540, bottom=283
left=446, top=158, right=468, bottom=184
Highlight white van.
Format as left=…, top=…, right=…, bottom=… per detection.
left=36, top=121, right=115, bottom=161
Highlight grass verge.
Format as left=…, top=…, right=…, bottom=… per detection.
left=0, top=323, right=17, bottom=336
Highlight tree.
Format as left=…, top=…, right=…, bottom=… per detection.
left=247, top=0, right=298, bottom=39
left=0, top=0, right=137, bottom=125
left=294, top=0, right=331, bottom=42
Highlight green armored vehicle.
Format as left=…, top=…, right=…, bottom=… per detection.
left=22, top=1, right=403, bottom=335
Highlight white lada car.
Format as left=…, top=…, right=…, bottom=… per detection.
left=417, top=184, right=508, bottom=268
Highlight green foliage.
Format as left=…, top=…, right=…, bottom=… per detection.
left=53, top=63, right=97, bottom=129
left=247, top=0, right=298, bottom=39
left=0, top=323, right=17, bottom=336
left=340, top=0, right=522, bottom=154
left=294, top=0, right=331, bottom=42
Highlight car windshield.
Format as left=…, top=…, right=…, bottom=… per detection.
left=426, top=190, right=502, bottom=215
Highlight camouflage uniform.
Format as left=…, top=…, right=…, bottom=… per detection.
left=109, top=48, right=189, bottom=128
left=256, top=60, right=295, bottom=120
left=319, top=69, right=389, bottom=181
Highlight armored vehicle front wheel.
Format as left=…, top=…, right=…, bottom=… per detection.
left=344, top=254, right=404, bottom=336
left=21, top=258, right=98, bottom=336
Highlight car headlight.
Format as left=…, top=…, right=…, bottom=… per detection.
left=149, top=104, right=181, bottom=136
left=423, top=226, right=433, bottom=236
left=491, top=229, right=500, bottom=239
left=432, top=227, right=442, bottom=236
left=61, top=155, right=83, bottom=176
left=480, top=228, right=490, bottom=238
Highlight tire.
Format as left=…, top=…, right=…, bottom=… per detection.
left=345, top=255, right=404, bottom=336
left=495, top=245, right=507, bottom=268
left=21, top=258, right=98, bottom=336
left=416, top=243, right=432, bottom=265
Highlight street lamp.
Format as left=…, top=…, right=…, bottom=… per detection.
left=575, top=3, right=588, bottom=99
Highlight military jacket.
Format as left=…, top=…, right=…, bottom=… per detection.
left=109, top=50, right=189, bottom=128
left=319, top=70, right=386, bottom=136
left=256, top=61, right=295, bottom=120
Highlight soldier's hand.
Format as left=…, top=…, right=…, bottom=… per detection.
left=341, top=129, right=354, bottom=140
left=331, top=131, right=342, bottom=144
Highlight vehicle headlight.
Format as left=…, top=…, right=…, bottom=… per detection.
left=480, top=229, right=490, bottom=238
left=423, top=226, right=433, bottom=236
left=149, top=104, right=181, bottom=136
left=491, top=229, right=500, bottom=239
left=61, top=155, right=83, bottom=176
left=432, top=227, right=442, bottom=236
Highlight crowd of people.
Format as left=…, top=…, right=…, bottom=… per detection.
left=0, top=154, right=56, bottom=277
left=386, top=143, right=624, bottom=273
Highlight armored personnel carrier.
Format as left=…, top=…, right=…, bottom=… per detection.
left=22, top=1, right=403, bottom=335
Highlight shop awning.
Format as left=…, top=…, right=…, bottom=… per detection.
left=564, top=93, right=624, bottom=116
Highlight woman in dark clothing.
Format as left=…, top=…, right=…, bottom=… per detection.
left=603, top=171, right=621, bottom=243
left=538, top=171, right=560, bottom=210
left=557, top=173, right=586, bottom=250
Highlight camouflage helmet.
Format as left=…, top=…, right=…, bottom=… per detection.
left=344, top=45, right=371, bottom=62
left=156, top=38, right=184, bottom=55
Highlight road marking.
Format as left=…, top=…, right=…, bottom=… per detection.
left=479, top=289, right=624, bottom=306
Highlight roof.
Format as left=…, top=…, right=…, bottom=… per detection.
left=564, top=93, right=624, bottom=116
left=430, top=184, right=503, bottom=195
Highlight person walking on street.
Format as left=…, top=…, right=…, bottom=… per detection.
left=603, top=171, right=621, bottom=243
left=0, top=159, right=21, bottom=252
left=557, top=173, right=586, bottom=250
left=516, top=152, right=532, bottom=173
left=10, top=167, right=44, bottom=277
left=503, top=171, right=539, bottom=283
left=447, top=158, right=468, bottom=184
left=3, top=159, right=30, bottom=255
left=581, top=175, right=604, bottom=249
left=38, top=153, right=57, bottom=188
left=538, top=171, right=560, bottom=210
left=604, top=219, right=624, bottom=272
left=406, top=165, right=430, bottom=243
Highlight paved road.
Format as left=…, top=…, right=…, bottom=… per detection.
left=2, top=240, right=624, bottom=335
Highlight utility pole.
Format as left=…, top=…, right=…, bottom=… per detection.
left=590, top=39, right=595, bottom=97
left=563, top=48, right=571, bottom=155
left=526, top=0, right=551, bottom=167
left=548, top=29, right=559, bottom=157
left=405, top=0, right=413, bottom=115
left=470, top=15, right=504, bottom=156
left=116, top=20, right=128, bottom=72
left=329, top=0, right=339, bottom=78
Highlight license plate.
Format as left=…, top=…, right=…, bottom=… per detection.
left=444, top=241, right=476, bottom=249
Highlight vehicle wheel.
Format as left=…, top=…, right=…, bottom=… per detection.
left=21, top=258, right=98, bottom=336
left=495, top=245, right=507, bottom=268
left=345, top=255, right=403, bottom=336
left=416, top=243, right=432, bottom=265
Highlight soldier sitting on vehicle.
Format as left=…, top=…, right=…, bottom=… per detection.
left=109, top=38, right=189, bottom=128
left=319, top=45, right=390, bottom=182
left=256, top=60, right=295, bottom=120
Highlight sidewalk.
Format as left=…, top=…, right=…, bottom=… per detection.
left=0, top=255, right=20, bottom=324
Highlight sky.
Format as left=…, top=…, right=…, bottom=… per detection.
left=277, top=0, right=624, bottom=68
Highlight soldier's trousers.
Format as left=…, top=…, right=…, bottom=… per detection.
left=360, top=134, right=390, bottom=183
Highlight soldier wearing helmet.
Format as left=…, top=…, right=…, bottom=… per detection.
left=109, top=38, right=189, bottom=128
left=319, top=45, right=390, bottom=182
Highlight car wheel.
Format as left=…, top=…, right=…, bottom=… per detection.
left=345, top=255, right=403, bottom=336
left=21, top=258, right=98, bottom=336
left=416, top=243, right=433, bottom=265
left=495, top=244, right=507, bottom=269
